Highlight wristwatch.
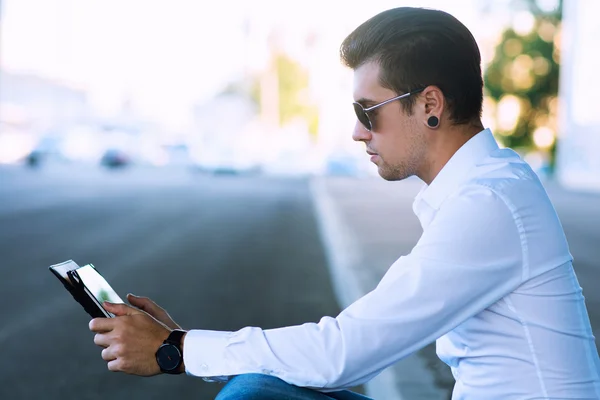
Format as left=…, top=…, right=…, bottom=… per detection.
left=156, top=329, right=186, bottom=374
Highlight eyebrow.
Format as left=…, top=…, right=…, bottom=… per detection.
left=355, top=97, right=377, bottom=106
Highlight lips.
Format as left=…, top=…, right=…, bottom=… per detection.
left=367, top=150, right=379, bottom=163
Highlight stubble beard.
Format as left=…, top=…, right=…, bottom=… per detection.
left=378, top=159, right=415, bottom=181
left=377, top=120, right=425, bottom=181
left=377, top=142, right=423, bottom=181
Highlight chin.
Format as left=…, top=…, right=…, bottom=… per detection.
left=378, top=166, right=411, bottom=181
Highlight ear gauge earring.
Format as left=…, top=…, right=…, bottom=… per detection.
left=427, top=116, right=440, bottom=128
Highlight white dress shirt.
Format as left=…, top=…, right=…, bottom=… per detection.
left=184, top=129, right=600, bottom=399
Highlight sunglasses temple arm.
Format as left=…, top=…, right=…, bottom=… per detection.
left=363, top=89, right=423, bottom=112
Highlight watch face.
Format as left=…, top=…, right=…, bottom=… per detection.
left=157, top=344, right=181, bottom=371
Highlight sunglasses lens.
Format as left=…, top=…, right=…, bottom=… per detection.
left=353, top=103, right=372, bottom=131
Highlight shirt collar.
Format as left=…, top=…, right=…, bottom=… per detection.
left=416, top=128, right=499, bottom=211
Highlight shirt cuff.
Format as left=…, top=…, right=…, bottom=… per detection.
left=184, top=329, right=234, bottom=378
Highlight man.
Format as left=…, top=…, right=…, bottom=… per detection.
left=90, top=7, right=600, bottom=399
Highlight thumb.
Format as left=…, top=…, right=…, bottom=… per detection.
left=127, top=293, right=155, bottom=313
left=103, top=301, right=139, bottom=316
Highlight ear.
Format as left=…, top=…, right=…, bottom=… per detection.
left=420, top=86, right=445, bottom=129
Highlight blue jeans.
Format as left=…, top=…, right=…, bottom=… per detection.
left=215, top=373, right=374, bottom=400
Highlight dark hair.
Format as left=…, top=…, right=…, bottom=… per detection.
left=340, top=7, right=483, bottom=124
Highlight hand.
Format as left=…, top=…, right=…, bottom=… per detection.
left=127, top=294, right=182, bottom=330
left=89, top=302, right=171, bottom=376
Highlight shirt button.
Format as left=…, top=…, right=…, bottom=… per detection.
left=200, top=363, right=209, bottom=372
left=261, top=369, right=272, bottom=375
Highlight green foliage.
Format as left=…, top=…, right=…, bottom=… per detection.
left=484, top=0, right=562, bottom=165
left=241, top=53, right=320, bottom=137
left=275, top=54, right=319, bottom=136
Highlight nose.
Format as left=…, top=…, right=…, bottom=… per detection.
left=352, top=121, right=372, bottom=142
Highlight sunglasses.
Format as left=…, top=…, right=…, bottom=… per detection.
left=353, top=88, right=425, bottom=131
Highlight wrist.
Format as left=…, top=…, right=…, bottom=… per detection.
left=156, top=329, right=187, bottom=375
left=178, top=331, right=187, bottom=374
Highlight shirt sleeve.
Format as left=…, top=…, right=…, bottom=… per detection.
left=184, top=184, right=526, bottom=391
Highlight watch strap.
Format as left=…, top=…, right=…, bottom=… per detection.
left=165, top=329, right=186, bottom=349
left=157, top=329, right=186, bottom=374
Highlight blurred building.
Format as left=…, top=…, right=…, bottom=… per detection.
left=555, top=0, right=600, bottom=191
left=189, top=92, right=262, bottom=172
left=0, top=69, right=91, bottom=163
left=0, top=69, right=90, bottom=131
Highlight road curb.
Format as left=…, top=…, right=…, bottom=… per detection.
left=309, top=178, right=404, bottom=400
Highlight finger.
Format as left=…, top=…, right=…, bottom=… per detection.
left=127, top=294, right=152, bottom=311
left=89, top=317, right=114, bottom=333
left=103, top=301, right=142, bottom=317
left=94, top=333, right=110, bottom=348
left=101, top=347, right=117, bottom=362
left=107, top=359, right=121, bottom=372
left=126, top=293, right=139, bottom=305
left=127, top=294, right=160, bottom=314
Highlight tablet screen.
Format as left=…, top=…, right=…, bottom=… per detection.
left=76, top=264, right=124, bottom=305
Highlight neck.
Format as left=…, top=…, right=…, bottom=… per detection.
left=417, top=120, right=484, bottom=185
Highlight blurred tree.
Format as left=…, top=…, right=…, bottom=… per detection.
left=274, top=53, right=319, bottom=137
left=246, top=52, right=319, bottom=137
left=484, top=0, right=562, bottom=169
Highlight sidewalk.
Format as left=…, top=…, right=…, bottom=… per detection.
left=310, top=176, right=455, bottom=400
left=310, top=175, right=600, bottom=399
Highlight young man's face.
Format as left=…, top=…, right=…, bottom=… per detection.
left=352, top=61, right=427, bottom=181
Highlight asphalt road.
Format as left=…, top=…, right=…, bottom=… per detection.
left=0, top=165, right=341, bottom=400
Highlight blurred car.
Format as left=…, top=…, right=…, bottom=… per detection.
left=100, top=149, right=130, bottom=168
left=24, top=135, right=66, bottom=168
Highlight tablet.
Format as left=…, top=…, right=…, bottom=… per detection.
left=49, top=260, right=124, bottom=318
